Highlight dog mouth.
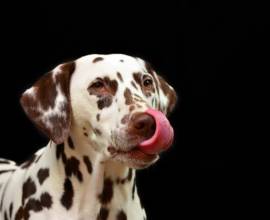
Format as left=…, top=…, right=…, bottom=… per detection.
left=108, top=146, right=158, bottom=166
left=109, top=108, right=174, bottom=168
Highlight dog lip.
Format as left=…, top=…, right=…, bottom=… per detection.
left=108, top=146, right=158, bottom=162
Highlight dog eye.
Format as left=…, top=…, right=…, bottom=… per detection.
left=90, top=80, right=104, bottom=89
left=143, top=77, right=153, bottom=88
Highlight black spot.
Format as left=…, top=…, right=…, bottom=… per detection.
left=9, top=203, right=13, bottom=218
left=0, top=159, right=12, bottom=164
left=83, top=156, right=93, bottom=174
left=22, top=178, right=36, bottom=205
left=61, top=178, right=74, bottom=210
left=40, top=192, right=53, bottom=208
left=120, top=59, right=124, bottom=62
left=56, top=143, right=67, bottom=163
left=0, top=169, right=15, bottom=175
left=4, top=211, right=8, bottom=220
left=14, top=206, right=23, bottom=220
left=65, top=157, right=83, bottom=182
left=37, top=168, right=49, bottom=185
left=99, top=178, right=113, bottom=205
left=93, top=57, right=104, bottom=63
left=97, top=207, right=109, bottom=220
left=25, top=198, right=42, bottom=212
left=132, top=178, right=136, bottom=200
left=96, top=114, right=100, bottom=121
left=117, top=210, right=127, bottom=220
left=68, top=136, right=75, bottom=149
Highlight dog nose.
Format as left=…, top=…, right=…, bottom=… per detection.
left=131, top=113, right=156, bottom=140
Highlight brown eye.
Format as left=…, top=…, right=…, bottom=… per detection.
left=91, top=80, right=104, bottom=89
left=143, top=78, right=153, bottom=87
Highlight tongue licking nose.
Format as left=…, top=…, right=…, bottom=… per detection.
left=138, top=109, right=174, bottom=155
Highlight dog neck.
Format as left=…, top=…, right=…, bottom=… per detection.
left=40, top=126, right=146, bottom=219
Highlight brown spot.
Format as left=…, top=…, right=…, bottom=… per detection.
left=37, top=168, right=49, bottom=185
left=131, top=81, right=138, bottom=90
left=35, top=154, right=42, bottom=163
left=158, top=76, right=177, bottom=113
left=129, top=105, right=135, bottom=112
left=117, top=210, right=127, bottom=220
left=22, top=178, right=36, bottom=205
left=99, top=178, right=113, bottom=205
left=104, top=77, right=118, bottom=96
left=117, top=72, right=123, bottom=82
left=20, top=62, right=75, bottom=144
left=96, top=114, right=100, bottom=121
left=83, top=127, right=86, bottom=130
left=84, top=132, right=88, bottom=137
left=93, top=57, right=104, bottom=63
left=83, top=156, right=93, bottom=174
left=97, top=96, right=113, bottom=109
left=133, top=72, right=142, bottom=86
left=97, top=207, right=109, bottom=220
left=124, top=88, right=133, bottom=105
left=94, top=128, right=102, bottom=136
left=121, top=114, right=129, bottom=124
left=68, top=136, right=75, bottom=149
left=61, top=178, right=74, bottom=210
left=65, top=157, right=83, bottom=182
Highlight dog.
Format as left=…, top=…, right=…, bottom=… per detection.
left=0, top=54, right=177, bottom=220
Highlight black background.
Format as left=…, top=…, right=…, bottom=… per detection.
left=0, top=0, right=267, bottom=219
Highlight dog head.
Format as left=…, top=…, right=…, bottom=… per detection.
left=20, top=54, right=177, bottom=168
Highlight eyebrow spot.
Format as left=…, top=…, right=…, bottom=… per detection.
left=131, top=81, right=138, bottom=90
left=93, top=57, right=104, bottom=63
left=124, top=88, right=133, bottom=105
left=117, top=72, right=123, bottom=82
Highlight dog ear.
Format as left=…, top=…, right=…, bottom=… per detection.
left=157, top=75, right=177, bottom=115
left=20, top=62, right=76, bottom=144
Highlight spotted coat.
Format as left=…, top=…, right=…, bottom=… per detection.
left=0, top=54, right=177, bottom=220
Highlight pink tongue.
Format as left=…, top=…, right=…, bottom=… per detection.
left=138, top=109, right=174, bottom=155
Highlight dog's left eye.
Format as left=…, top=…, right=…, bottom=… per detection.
left=143, top=76, right=153, bottom=88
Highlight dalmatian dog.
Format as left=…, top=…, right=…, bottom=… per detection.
left=0, top=54, right=177, bottom=220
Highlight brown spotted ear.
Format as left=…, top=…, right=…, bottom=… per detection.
left=20, top=62, right=76, bottom=144
left=157, top=75, right=177, bottom=115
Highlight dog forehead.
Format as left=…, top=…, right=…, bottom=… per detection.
left=72, top=54, right=147, bottom=84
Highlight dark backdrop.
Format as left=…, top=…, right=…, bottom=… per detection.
left=1, top=0, right=266, bottom=219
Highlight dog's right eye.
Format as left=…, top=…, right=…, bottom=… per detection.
left=90, top=80, right=104, bottom=89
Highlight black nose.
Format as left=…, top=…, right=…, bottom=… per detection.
left=130, top=113, right=156, bottom=140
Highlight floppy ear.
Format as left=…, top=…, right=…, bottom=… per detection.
left=157, top=75, right=177, bottom=115
left=20, top=62, right=76, bottom=144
